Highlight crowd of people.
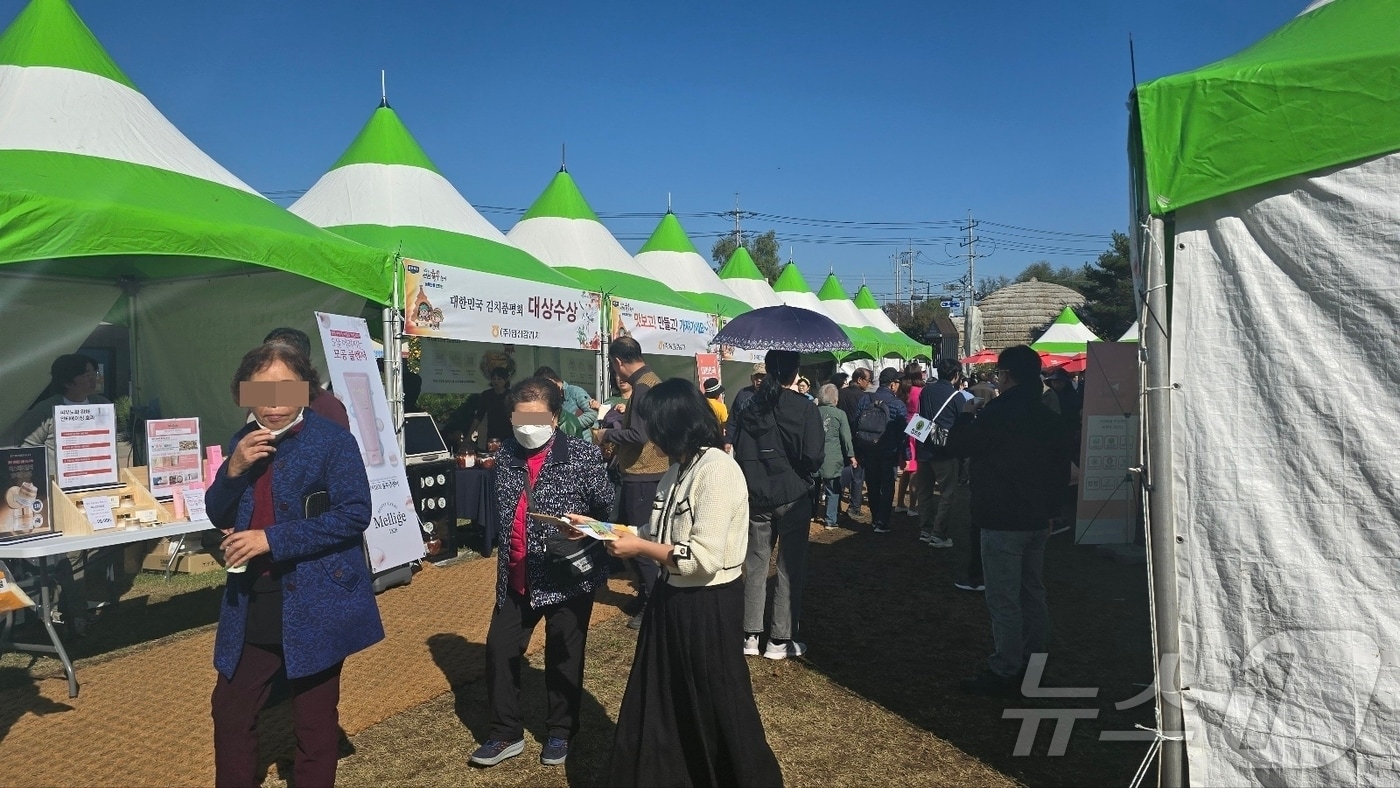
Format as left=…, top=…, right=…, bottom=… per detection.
left=5, top=329, right=1081, bottom=786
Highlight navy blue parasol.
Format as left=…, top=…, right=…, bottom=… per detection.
left=710, top=305, right=854, bottom=352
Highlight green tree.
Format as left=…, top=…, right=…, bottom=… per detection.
left=1079, top=231, right=1135, bottom=339
left=711, top=229, right=782, bottom=282
left=1015, top=260, right=1092, bottom=292
left=976, top=274, right=1012, bottom=300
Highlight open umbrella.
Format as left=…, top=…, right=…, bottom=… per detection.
left=710, top=304, right=854, bottom=352
left=961, top=349, right=1000, bottom=365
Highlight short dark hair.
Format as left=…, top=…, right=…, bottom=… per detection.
left=230, top=343, right=321, bottom=405
left=263, top=327, right=312, bottom=358
left=489, top=367, right=510, bottom=382
left=851, top=368, right=872, bottom=384
left=636, top=378, right=723, bottom=461
left=50, top=353, right=97, bottom=391
left=997, top=345, right=1042, bottom=388
left=507, top=377, right=563, bottom=415
left=533, top=365, right=562, bottom=384
left=829, top=372, right=849, bottom=388
left=937, top=359, right=962, bottom=382
left=610, top=336, right=643, bottom=364
left=878, top=367, right=901, bottom=387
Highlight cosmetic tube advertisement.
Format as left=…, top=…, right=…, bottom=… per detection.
left=315, top=312, right=425, bottom=571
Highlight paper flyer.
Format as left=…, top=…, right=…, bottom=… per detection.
left=146, top=418, right=203, bottom=500
left=316, top=312, right=426, bottom=572
left=573, top=520, right=633, bottom=542
left=53, top=403, right=118, bottom=490
left=0, top=447, right=51, bottom=542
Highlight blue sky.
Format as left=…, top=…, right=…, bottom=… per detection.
left=23, top=1, right=1298, bottom=302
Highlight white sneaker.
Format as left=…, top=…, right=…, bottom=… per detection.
left=918, top=531, right=933, bottom=543
left=892, top=505, right=906, bottom=514
left=907, top=508, right=919, bottom=517
left=763, top=640, right=807, bottom=660
left=928, top=537, right=954, bottom=549
left=743, top=634, right=761, bottom=656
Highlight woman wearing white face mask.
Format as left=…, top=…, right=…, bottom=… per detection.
left=471, top=377, right=615, bottom=769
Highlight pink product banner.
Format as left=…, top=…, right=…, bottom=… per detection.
left=145, top=417, right=202, bottom=499
left=402, top=260, right=602, bottom=351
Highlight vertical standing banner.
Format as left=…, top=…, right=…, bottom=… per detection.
left=53, top=403, right=118, bottom=490
left=695, top=353, right=719, bottom=385
left=1075, top=342, right=1140, bottom=544
left=315, top=312, right=426, bottom=572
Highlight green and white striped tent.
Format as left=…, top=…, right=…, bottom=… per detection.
left=716, top=247, right=783, bottom=309
left=816, top=273, right=891, bottom=361
left=771, top=263, right=879, bottom=360
left=0, top=0, right=393, bottom=442
left=1131, top=1, right=1400, bottom=782
left=853, top=285, right=931, bottom=361
left=634, top=210, right=750, bottom=319
left=290, top=103, right=601, bottom=392
left=1028, top=306, right=1100, bottom=354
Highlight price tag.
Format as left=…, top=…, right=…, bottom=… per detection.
left=181, top=488, right=208, bottom=522
left=84, top=495, right=116, bottom=531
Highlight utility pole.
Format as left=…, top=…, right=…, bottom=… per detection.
left=960, top=211, right=979, bottom=357
left=728, top=193, right=744, bottom=248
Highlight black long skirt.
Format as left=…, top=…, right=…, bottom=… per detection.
left=608, top=577, right=783, bottom=788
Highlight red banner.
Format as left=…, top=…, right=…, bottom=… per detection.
left=695, top=353, right=720, bottom=385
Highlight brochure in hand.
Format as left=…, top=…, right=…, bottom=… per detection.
left=528, top=513, right=634, bottom=541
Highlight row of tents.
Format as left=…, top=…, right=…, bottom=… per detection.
left=0, top=0, right=928, bottom=443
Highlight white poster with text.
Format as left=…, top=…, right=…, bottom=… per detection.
left=609, top=297, right=717, bottom=357
left=54, top=403, right=118, bottom=490
left=315, top=312, right=425, bottom=572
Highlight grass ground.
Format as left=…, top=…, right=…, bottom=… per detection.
left=2, top=486, right=1157, bottom=786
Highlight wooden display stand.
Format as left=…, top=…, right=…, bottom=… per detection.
left=49, top=467, right=174, bottom=537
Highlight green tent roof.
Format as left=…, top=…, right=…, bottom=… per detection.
left=853, top=285, right=881, bottom=310
left=520, top=168, right=601, bottom=222
left=330, top=104, right=441, bottom=174
left=771, top=261, right=813, bottom=293
left=1136, top=0, right=1400, bottom=213
left=0, top=0, right=134, bottom=88
left=851, top=285, right=930, bottom=359
left=815, top=272, right=849, bottom=301
left=717, top=246, right=767, bottom=281
left=638, top=211, right=700, bottom=255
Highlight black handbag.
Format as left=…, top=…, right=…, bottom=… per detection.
left=525, top=469, right=605, bottom=584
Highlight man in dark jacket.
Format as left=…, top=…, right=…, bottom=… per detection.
left=734, top=350, right=824, bottom=660
left=853, top=367, right=909, bottom=534
left=916, top=359, right=965, bottom=547
left=724, top=362, right=766, bottom=449
left=836, top=368, right=873, bottom=516
left=946, top=345, right=1069, bottom=697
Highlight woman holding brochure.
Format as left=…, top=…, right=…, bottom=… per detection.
left=206, top=342, right=382, bottom=788
left=471, top=377, right=614, bottom=769
left=600, top=378, right=782, bottom=788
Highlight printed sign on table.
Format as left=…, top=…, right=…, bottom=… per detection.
left=609, top=298, right=717, bottom=358
left=54, top=403, right=118, bottom=490
left=695, top=353, right=719, bottom=385
left=146, top=418, right=203, bottom=500
left=316, top=313, right=426, bottom=572
left=0, top=447, right=51, bottom=542
left=403, top=259, right=602, bottom=351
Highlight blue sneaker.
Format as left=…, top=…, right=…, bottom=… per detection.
left=469, top=738, right=524, bottom=766
left=540, top=736, right=569, bottom=766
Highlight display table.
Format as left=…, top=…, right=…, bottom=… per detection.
left=454, top=466, right=499, bottom=556
left=0, top=519, right=215, bottom=698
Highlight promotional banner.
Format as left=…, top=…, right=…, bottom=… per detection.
left=609, top=297, right=717, bottom=358
left=315, top=312, right=426, bottom=572
left=419, top=340, right=598, bottom=396
left=402, top=259, right=602, bottom=351
left=1075, top=342, right=1140, bottom=544
left=145, top=418, right=202, bottom=500
left=695, top=353, right=719, bottom=385
left=53, top=403, right=118, bottom=490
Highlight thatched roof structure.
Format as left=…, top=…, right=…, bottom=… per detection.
left=976, top=279, right=1086, bottom=351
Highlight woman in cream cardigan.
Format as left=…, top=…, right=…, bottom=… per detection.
left=586, top=378, right=782, bottom=787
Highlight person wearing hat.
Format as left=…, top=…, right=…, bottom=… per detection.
left=702, top=378, right=728, bottom=426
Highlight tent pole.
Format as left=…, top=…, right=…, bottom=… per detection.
left=385, top=258, right=404, bottom=458
left=1143, top=217, right=1185, bottom=787
left=598, top=297, right=610, bottom=404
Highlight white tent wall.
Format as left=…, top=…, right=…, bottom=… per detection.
left=0, top=275, right=123, bottom=438
left=1167, top=151, right=1400, bottom=786
left=133, top=272, right=368, bottom=447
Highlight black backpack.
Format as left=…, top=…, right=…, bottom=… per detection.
left=853, top=394, right=890, bottom=447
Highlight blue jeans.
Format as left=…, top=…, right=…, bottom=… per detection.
left=981, top=528, right=1050, bottom=678
left=822, top=477, right=841, bottom=525
left=841, top=463, right=866, bottom=513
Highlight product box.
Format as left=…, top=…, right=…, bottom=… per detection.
left=140, top=539, right=222, bottom=575
left=0, top=447, right=52, bottom=543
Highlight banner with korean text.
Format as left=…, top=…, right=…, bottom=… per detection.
left=608, top=297, right=717, bottom=357
left=402, top=259, right=602, bottom=351
left=315, top=312, right=426, bottom=572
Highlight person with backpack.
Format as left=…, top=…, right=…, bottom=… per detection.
left=816, top=384, right=855, bottom=529
left=733, top=350, right=824, bottom=660
left=853, top=367, right=910, bottom=534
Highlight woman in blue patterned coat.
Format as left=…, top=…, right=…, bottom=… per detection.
left=469, top=377, right=615, bottom=769
left=206, top=342, right=383, bottom=788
